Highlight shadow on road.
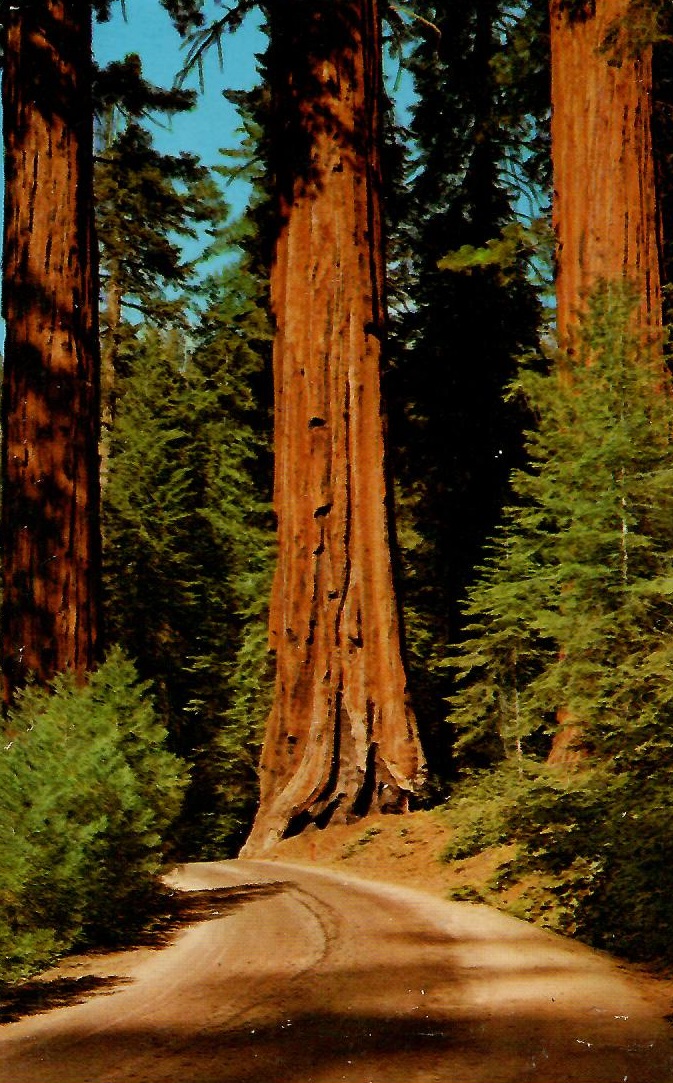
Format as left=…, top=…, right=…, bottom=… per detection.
left=159, top=881, right=288, bottom=933
left=0, top=975, right=131, bottom=1025
left=3, top=996, right=670, bottom=1083
left=3, top=869, right=672, bottom=1082
left=0, top=881, right=290, bottom=1026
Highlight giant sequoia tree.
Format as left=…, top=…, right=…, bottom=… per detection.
left=1, top=0, right=102, bottom=698
left=243, top=0, right=425, bottom=853
left=550, top=0, right=662, bottom=339
left=547, top=0, right=663, bottom=760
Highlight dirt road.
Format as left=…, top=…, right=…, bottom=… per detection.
left=1, top=860, right=672, bottom=1082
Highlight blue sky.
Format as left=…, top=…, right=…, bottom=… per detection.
left=93, top=4, right=413, bottom=278
left=94, top=4, right=414, bottom=224
left=94, top=4, right=265, bottom=224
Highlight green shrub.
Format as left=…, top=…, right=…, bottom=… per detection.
left=512, top=763, right=673, bottom=961
left=442, top=764, right=535, bottom=860
left=451, top=755, right=673, bottom=960
left=0, top=648, right=188, bottom=982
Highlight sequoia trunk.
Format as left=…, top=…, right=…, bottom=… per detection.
left=550, top=0, right=662, bottom=343
left=548, top=0, right=662, bottom=763
left=1, top=0, right=102, bottom=698
left=243, top=0, right=425, bottom=853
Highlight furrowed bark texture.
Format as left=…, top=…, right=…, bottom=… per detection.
left=1, top=1, right=102, bottom=699
left=550, top=0, right=662, bottom=344
left=548, top=0, right=662, bottom=766
left=243, top=0, right=425, bottom=854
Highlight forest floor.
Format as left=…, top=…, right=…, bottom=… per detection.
left=263, top=806, right=509, bottom=902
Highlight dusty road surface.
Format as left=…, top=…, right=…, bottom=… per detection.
left=1, top=860, right=672, bottom=1083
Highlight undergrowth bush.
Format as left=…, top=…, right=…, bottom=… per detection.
left=512, top=763, right=673, bottom=961
left=443, top=758, right=673, bottom=962
left=442, top=764, right=536, bottom=861
left=0, top=648, right=188, bottom=983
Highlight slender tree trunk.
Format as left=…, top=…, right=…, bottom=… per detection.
left=548, top=0, right=662, bottom=764
left=1, top=0, right=102, bottom=699
left=100, top=275, right=122, bottom=488
left=550, top=0, right=662, bottom=344
left=243, top=0, right=425, bottom=854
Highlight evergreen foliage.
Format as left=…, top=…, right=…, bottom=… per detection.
left=93, top=50, right=231, bottom=500
left=93, top=28, right=275, bottom=857
left=187, top=249, right=275, bottom=851
left=0, top=650, right=186, bottom=983
left=103, top=252, right=274, bottom=855
left=90, top=35, right=275, bottom=858
left=450, top=285, right=673, bottom=760
left=94, top=54, right=228, bottom=336
left=190, top=89, right=276, bottom=851
left=448, top=285, right=673, bottom=961
left=388, top=0, right=545, bottom=781
left=511, top=762, right=673, bottom=960
left=92, top=1, right=207, bottom=34
left=2, top=0, right=672, bottom=975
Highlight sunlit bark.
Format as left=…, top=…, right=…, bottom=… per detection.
left=1, top=0, right=102, bottom=699
left=550, top=0, right=662, bottom=343
left=243, top=0, right=425, bottom=854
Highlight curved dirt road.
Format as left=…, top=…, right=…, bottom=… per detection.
left=1, top=860, right=672, bottom=1082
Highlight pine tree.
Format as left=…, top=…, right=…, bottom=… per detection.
left=93, top=53, right=228, bottom=477
left=189, top=249, right=276, bottom=851
left=94, top=55, right=225, bottom=333
left=103, top=326, right=228, bottom=852
left=1, top=0, right=102, bottom=699
left=450, top=285, right=673, bottom=766
left=103, top=241, right=275, bottom=853
left=97, top=46, right=275, bottom=854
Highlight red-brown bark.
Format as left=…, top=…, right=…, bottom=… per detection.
left=548, top=0, right=662, bottom=765
left=243, top=0, right=425, bottom=854
left=1, top=0, right=102, bottom=698
left=550, top=0, right=662, bottom=343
